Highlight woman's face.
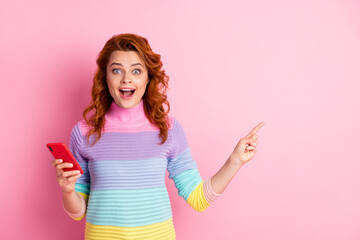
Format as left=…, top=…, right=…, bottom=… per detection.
left=106, top=50, right=149, bottom=109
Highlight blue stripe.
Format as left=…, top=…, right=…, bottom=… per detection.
left=88, top=158, right=167, bottom=190
left=86, top=187, right=172, bottom=227
left=75, top=183, right=90, bottom=195
left=173, top=168, right=203, bottom=201
left=167, top=147, right=198, bottom=179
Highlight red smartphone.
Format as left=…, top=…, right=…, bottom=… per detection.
left=46, top=143, right=84, bottom=175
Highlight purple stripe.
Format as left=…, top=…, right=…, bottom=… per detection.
left=80, top=131, right=172, bottom=161
left=167, top=119, right=189, bottom=160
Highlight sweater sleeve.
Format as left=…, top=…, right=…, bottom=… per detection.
left=167, top=118, right=222, bottom=212
left=65, top=122, right=91, bottom=221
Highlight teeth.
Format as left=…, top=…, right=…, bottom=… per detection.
left=120, top=89, right=134, bottom=91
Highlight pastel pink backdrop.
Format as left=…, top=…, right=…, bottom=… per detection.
left=1, top=0, right=359, bottom=239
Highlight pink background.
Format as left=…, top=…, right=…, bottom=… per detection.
left=1, top=0, right=359, bottom=239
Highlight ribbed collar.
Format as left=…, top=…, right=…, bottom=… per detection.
left=106, top=99, right=148, bottom=124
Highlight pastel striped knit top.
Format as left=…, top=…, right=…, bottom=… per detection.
left=64, top=99, right=221, bottom=240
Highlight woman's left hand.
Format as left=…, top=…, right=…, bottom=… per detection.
left=231, top=121, right=265, bottom=165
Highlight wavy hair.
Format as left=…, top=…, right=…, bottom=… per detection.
left=82, top=33, right=170, bottom=146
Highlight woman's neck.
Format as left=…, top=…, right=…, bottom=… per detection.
left=105, top=99, right=148, bottom=124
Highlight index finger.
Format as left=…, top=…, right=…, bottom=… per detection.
left=248, top=121, right=265, bottom=136
left=51, top=159, right=63, bottom=167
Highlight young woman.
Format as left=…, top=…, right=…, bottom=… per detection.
left=51, top=33, right=264, bottom=240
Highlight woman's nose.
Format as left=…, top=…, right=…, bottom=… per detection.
left=121, top=73, right=131, bottom=83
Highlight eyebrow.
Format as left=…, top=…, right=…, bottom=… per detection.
left=110, top=62, right=143, bottom=67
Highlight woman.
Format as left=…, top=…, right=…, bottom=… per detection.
left=51, top=33, right=264, bottom=240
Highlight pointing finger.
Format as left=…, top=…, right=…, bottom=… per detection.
left=248, top=122, right=265, bottom=136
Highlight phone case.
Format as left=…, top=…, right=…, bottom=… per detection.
left=46, top=143, right=84, bottom=175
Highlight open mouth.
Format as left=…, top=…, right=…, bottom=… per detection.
left=120, top=89, right=135, bottom=97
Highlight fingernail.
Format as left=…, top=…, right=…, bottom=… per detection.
left=59, top=159, right=63, bottom=162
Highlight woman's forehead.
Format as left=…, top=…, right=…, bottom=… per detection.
left=108, top=50, right=144, bottom=66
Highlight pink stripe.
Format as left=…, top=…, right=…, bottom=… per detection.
left=62, top=193, right=86, bottom=218
left=78, top=117, right=175, bottom=135
left=203, top=177, right=222, bottom=204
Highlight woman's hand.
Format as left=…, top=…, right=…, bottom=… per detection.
left=231, top=121, right=265, bottom=165
left=51, top=159, right=82, bottom=194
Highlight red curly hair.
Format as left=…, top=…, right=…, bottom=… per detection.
left=82, top=33, right=171, bottom=146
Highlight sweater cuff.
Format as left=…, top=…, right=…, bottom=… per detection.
left=62, top=193, right=86, bottom=218
left=203, top=177, right=222, bottom=204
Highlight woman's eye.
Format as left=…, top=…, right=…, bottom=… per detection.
left=113, top=69, right=121, bottom=74
left=133, top=69, right=141, bottom=74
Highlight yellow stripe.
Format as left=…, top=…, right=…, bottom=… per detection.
left=70, top=192, right=89, bottom=221
left=84, top=217, right=176, bottom=240
left=79, top=192, right=89, bottom=203
left=186, top=181, right=210, bottom=212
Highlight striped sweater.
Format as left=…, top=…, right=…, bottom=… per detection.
left=63, top=99, right=221, bottom=240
